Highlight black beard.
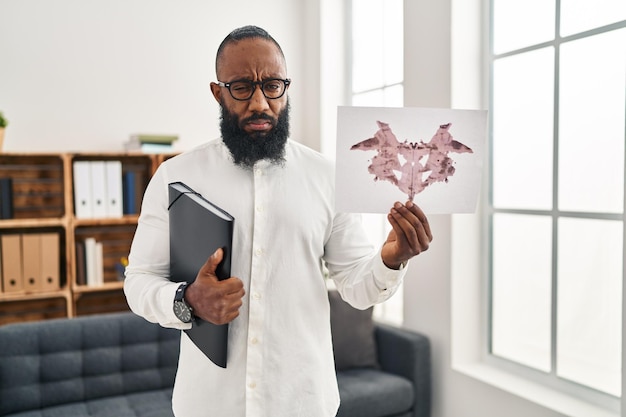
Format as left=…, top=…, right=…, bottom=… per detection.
left=219, top=100, right=290, bottom=169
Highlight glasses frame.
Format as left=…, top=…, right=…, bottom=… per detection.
left=216, top=78, right=291, bottom=101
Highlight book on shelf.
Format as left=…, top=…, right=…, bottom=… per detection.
left=83, top=237, right=104, bottom=287
left=168, top=181, right=234, bottom=368
left=75, top=240, right=87, bottom=286
left=122, top=171, right=137, bottom=214
left=0, top=177, right=13, bottom=219
left=122, top=169, right=146, bottom=215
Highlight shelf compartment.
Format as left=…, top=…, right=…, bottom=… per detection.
left=70, top=154, right=153, bottom=218
left=74, top=289, right=129, bottom=317
left=0, top=226, right=68, bottom=294
left=74, top=224, right=137, bottom=287
left=0, top=154, right=65, bottom=219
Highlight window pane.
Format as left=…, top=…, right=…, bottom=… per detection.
left=492, top=213, right=552, bottom=372
left=383, top=0, right=403, bottom=86
left=352, top=89, right=384, bottom=106
left=352, top=0, right=402, bottom=93
left=352, top=85, right=403, bottom=107
left=560, top=0, right=626, bottom=37
left=383, top=85, right=403, bottom=107
left=492, top=48, right=554, bottom=210
left=352, top=0, right=384, bottom=92
left=557, top=218, right=623, bottom=396
left=492, top=0, right=555, bottom=54
left=558, top=29, right=626, bottom=213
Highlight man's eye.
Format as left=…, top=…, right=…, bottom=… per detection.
left=231, top=83, right=252, bottom=92
left=264, top=81, right=281, bottom=91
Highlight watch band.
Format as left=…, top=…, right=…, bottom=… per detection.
left=174, top=282, right=189, bottom=302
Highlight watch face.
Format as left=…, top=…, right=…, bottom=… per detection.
left=173, top=300, right=192, bottom=323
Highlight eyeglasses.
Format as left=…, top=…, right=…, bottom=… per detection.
left=216, top=78, right=291, bottom=101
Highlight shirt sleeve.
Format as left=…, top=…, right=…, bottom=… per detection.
left=323, top=212, right=409, bottom=310
left=123, top=166, right=191, bottom=330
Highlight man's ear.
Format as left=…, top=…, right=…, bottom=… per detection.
left=210, top=82, right=222, bottom=103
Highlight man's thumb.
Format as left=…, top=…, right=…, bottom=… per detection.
left=200, top=248, right=223, bottom=278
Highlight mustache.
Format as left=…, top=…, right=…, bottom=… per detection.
left=241, top=113, right=276, bottom=125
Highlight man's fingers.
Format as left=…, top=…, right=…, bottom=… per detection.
left=389, top=201, right=432, bottom=252
left=208, top=286, right=245, bottom=324
left=406, top=201, right=433, bottom=242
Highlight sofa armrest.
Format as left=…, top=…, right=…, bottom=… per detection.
left=375, top=323, right=431, bottom=417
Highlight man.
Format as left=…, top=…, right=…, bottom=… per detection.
left=124, top=25, right=432, bottom=417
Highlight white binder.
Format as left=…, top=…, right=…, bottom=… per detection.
left=105, top=160, right=123, bottom=217
left=73, top=161, right=93, bottom=218
left=89, top=161, right=108, bottom=218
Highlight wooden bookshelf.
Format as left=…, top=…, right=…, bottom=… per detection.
left=0, top=152, right=175, bottom=325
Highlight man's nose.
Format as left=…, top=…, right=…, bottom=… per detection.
left=248, top=85, right=270, bottom=112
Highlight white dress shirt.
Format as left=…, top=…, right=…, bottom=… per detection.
left=124, top=138, right=407, bottom=417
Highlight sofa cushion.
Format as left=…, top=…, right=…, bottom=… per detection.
left=0, top=312, right=180, bottom=416
left=4, top=389, right=174, bottom=417
left=328, top=289, right=378, bottom=371
left=335, top=368, right=414, bottom=417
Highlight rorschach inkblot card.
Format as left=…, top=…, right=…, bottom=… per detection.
left=335, top=106, right=487, bottom=214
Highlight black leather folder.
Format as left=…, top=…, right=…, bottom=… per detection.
left=168, top=181, right=234, bottom=368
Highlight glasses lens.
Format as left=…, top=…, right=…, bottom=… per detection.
left=226, top=79, right=287, bottom=100
left=262, top=79, right=285, bottom=98
left=228, top=81, right=254, bottom=100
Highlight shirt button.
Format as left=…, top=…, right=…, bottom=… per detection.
left=255, top=248, right=264, bottom=257
left=248, top=382, right=257, bottom=389
left=256, top=205, right=263, bottom=212
left=250, top=337, right=259, bottom=345
left=252, top=292, right=261, bottom=300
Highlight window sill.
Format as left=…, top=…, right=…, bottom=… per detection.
left=453, top=361, right=619, bottom=417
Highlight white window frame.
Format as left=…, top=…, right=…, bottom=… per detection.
left=451, top=1, right=624, bottom=416
left=452, top=0, right=626, bottom=417
left=486, top=2, right=624, bottom=411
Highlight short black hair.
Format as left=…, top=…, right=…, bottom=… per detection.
left=215, top=26, right=285, bottom=75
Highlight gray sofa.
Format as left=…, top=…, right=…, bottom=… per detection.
left=0, top=297, right=430, bottom=417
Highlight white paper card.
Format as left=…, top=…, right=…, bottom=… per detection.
left=335, top=106, right=487, bottom=214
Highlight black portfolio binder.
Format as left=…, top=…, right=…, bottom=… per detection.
left=168, top=181, right=234, bottom=368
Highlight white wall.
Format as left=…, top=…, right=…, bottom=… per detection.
left=0, top=0, right=314, bottom=152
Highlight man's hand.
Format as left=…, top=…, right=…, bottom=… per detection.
left=184, top=248, right=245, bottom=325
left=381, top=201, right=433, bottom=269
